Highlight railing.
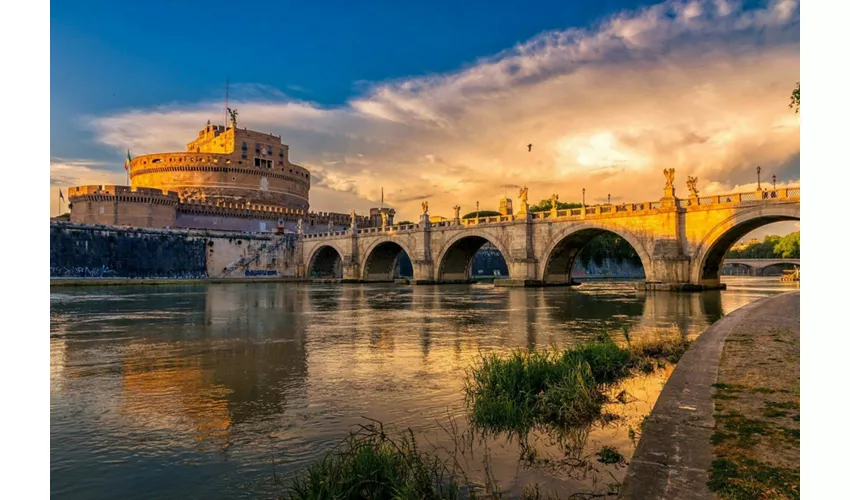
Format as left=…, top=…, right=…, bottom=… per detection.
left=302, top=186, right=799, bottom=239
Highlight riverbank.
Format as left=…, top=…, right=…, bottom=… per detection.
left=50, top=277, right=309, bottom=287
left=619, top=291, right=800, bottom=499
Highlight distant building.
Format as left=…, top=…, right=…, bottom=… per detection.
left=499, top=197, right=513, bottom=216
left=731, top=237, right=761, bottom=252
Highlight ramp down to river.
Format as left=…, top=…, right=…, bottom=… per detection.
left=618, top=291, right=800, bottom=499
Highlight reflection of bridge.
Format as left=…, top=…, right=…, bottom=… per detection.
left=298, top=184, right=800, bottom=290
left=722, top=258, right=800, bottom=276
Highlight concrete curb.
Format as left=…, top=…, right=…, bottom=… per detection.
left=618, top=291, right=800, bottom=499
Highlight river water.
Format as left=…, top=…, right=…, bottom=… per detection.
left=50, top=277, right=796, bottom=498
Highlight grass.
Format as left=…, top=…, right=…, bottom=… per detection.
left=284, top=420, right=560, bottom=500
left=463, top=335, right=690, bottom=432
left=596, top=446, right=625, bottom=466
left=707, top=458, right=799, bottom=500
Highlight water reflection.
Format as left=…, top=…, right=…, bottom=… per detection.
left=51, top=277, right=790, bottom=499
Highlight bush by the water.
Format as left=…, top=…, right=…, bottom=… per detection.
left=463, top=336, right=691, bottom=432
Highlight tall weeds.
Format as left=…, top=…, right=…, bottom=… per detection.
left=464, top=335, right=690, bottom=432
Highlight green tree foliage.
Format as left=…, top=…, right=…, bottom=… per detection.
left=789, top=81, right=800, bottom=113
left=774, top=232, right=800, bottom=258
left=528, top=199, right=583, bottom=212
left=461, top=210, right=501, bottom=218
left=726, top=232, right=799, bottom=259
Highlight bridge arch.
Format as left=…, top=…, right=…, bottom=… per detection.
left=435, top=230, right=511, bottom=283
left=306, top=244, right=345, bottom=279
left=361, top=238, right=415, bottom=282
left=539, top=224, right=651, bottom=284
left=690, top=204, right=800, bottom=287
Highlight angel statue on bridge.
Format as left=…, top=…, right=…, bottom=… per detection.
left=422, top=201, right=429, bottom=215
left=519, top=186, right=528, bottom=203
left=686, top=176, right=699, bottom=198
left=550, top=193, right=559, bottom=210
left=350, top=210, right=357, bottom=228
left=381, top=211, right=388, bottom=228
left=663, top=168, right=675, bottom=188
left=453, top=205, right=461, bottom=220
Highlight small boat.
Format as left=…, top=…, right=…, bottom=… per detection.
left=780, top=268, right=800, bottom=282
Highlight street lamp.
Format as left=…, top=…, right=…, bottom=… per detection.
left=772, top=174, right=776, bottom=190
left=476, top=201, right=479, bottom=219
left=608, top=193, right=611, bottom=205
left=582, top=188, right=586, bottom=206
left=756, top=166, right=762, bottom=190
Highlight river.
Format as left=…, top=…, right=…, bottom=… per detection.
left=50, top=277, right=796, bottom=498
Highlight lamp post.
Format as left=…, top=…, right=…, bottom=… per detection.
left=582, top=188, right=586, bottom=206
left=772, top=174, right=776, bottom=190
left=756, top=166, right=762, bottom=190
left=476, top=201, right=479, bottom=219
left=608, top=193, right=611, bottom=205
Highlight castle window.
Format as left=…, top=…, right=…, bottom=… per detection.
left=254, top=158, right=273, bottom=169
left=241, top=142, right=247, bottom=149
left=268, top=147, right=273, bottom=155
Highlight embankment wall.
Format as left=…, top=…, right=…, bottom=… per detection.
left=50, top=223, right=299, bottom=279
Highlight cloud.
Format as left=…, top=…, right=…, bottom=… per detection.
left=84, top=0, right=799, bottom=224
left=49, top=159, right=126, bottom=215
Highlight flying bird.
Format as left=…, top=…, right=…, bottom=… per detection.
left=527, top=143, right=533, bottom=152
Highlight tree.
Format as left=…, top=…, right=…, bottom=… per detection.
left=773, top=232, right=800, bottom=258
left=462, top=210, right=501, bottom=219
left=789, top=81, right=800, bottom=113
left=528, top=199, right=583, bottom=212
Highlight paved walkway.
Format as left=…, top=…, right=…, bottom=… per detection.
left=619, top=291, right=800, bottom=499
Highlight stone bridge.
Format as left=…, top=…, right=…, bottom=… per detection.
left=297, top=185, right=800, bottom=290
left=722, top=258, right=800, bottom=276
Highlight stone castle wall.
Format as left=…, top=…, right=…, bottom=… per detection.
left=68, top=185, right=179, bottom=228
left=129, top=152, right=310, bottom=210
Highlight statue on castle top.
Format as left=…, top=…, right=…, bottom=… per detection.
left=686, top=176, right=699, bottom=198
left=422, top=201, right=429, bottom=215
left=519, top=186, right=528, bottom=203
left=453, top=205, right=461, bottom=220
left=663, top=168, right=675, bottom=188
left=227, top=107, right=238, bottom=127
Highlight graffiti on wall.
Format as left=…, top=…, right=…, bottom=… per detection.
left=244, top=269, right=278, bottom=276
left=50, top=265, right=118, bottom=278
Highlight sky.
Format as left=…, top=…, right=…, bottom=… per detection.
left=50, top=0, right=800, bottom=239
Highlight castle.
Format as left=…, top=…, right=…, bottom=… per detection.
left=68, top=112, right=394, bottom=234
